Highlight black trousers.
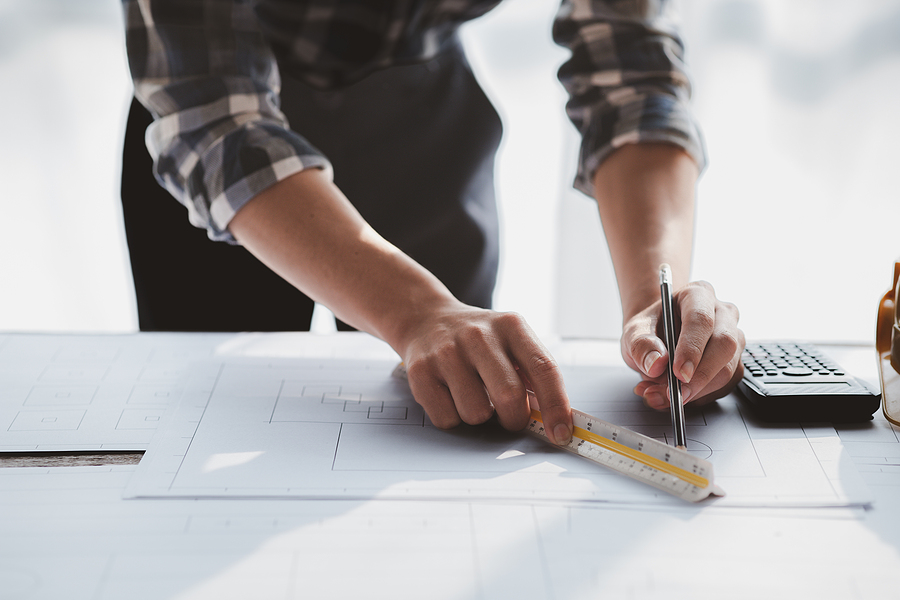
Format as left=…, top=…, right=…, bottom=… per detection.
left=121, top=39, right=502, bottom=332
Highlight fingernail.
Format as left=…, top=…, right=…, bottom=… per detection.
left=643, top=351, right=661, bottom=375
left=681, top=385, right=692, bottom=403
left=680, top=361, right=695, bottom=383
left=554, top=424, right=572, bottom=445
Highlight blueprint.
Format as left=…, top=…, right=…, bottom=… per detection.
left=0, top=332, right=416, bottom=452
left=124, top=356, right=872, bottom=507
left=2, top=336, right=897, bottom=600
left=2, top=464, right=895, bottom=600
left=0, top=333, right=231, bottom=451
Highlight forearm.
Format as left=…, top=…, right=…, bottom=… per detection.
left=592, top=143, right=699, bottom=321
left=227, top=168, right=457, bottom=356
left=228, top=167, right=573, bottom=441
left=595, top=143, right=743, bottom=407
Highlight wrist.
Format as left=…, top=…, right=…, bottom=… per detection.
left=622, top=287, right=661, bottom=323
left=376, top=282, right=465, bottom=359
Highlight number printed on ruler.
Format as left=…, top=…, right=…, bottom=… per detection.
left=527, top=409, right=724, bottom=503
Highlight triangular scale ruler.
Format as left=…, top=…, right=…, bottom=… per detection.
left=528, top=408, right=724, bottom=503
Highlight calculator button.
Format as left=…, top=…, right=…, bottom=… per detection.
left=783, top=367, right=814, bottom=376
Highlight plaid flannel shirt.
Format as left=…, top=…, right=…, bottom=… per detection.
left=123, top=0, right=705, bottom=242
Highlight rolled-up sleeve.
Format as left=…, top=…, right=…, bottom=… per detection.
left=553, top=0, right=706, bottom=198
left=123, top=0, right=331, bottom=242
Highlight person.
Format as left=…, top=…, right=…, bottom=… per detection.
left=120, top=0, right=745, bottom=446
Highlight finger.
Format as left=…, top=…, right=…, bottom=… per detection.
left=473, top=352, right=531, bottom=432
left=406, top=367, right=462, bottom=429
left=444, top=369, right=496, bottom=426
left=621, top=308, right=669, bottom=379
left=500, top=313, right=572, bottom=445
left=633, top=375, right=665, bottom=396
left=679, top=303, right=743, bottom=403
left=633, top=379, right=654, bottom=397
left=450, top=317, right=532, bottom=431
left=686, top=352, right=745, bottom=407
left=642, top=384, right=669, bottom=411
left=672, top=281, right=719, bottom=384
left=407, top=342, right=499, bottom=427
left=633, top=358, right=668, bottom=410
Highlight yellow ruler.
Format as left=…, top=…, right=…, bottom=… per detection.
left=528, top=408, right=724, bottom=503
left=393, top=362, right=722, bottom=502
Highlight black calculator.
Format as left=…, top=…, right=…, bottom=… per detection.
left=737, top=342, right=881, bottom=422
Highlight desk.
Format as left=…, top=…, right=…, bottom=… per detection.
left=2, top=332, right=899, bottom=600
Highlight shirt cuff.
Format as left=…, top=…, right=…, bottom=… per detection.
left=206, top=154, right=332, bottom=244
left=156, top=120, right=333, bottom=244
left=571, top=94, right=707, bottom=199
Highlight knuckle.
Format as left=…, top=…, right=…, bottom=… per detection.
left=496, top=311, right=528, bottom=333
left=722, top=300, right=740, bottom=317
left=688, top=280, right=715, bottom=295
left=404, top=357, right=432, bottom=384
left=691, top=364, right=715, bottom=388
left=626, top=335, right=659, bottom=358
left=462, top=407, right=495, bottom=426
left=681, top=342, right=707, bottom=369
left=489, top=384, right=526, bottom=410
left=527, top=353, right=560, bottom=381
left=736, top=327, right=746, bottom=349
left=689, top=307, right=716, bottom=332
left=540, top=395, right=569, bottom=414
left=715, top=329, right=742, bottom=357
left=431, top=414, right=461, bottom=430
left=458, top=322, right=492, bottom=348
left=432, top=341, right=462, bottom=365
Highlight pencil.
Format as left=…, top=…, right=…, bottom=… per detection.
left=659, top=264, right=687, bottom=449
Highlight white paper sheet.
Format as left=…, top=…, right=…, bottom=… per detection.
left=1, top=336, right=894, bottom=600
left=0, top=333, right=230, bottom=451
left=1, top=464, right=896, bottom=600
left=123, top=357, right=872, bottom=507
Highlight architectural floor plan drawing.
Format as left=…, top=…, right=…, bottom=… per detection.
left=4, top=464, right=896, bottom=600
left=125, top=357, right=872, bottom=507
left=0, top=333, right=227, bottom=451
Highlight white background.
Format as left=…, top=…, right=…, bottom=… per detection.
left=0, top=0, right=897, bottom=344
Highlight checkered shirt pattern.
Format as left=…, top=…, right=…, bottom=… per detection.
left=123, top=0, right=705, bottom=242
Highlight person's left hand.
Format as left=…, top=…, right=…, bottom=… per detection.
left=620, top=280, right=745, bottom=410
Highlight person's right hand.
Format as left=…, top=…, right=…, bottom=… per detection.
left=622, top=280, right=744, bottom=410
left=397, top=301, right=574, bottom=445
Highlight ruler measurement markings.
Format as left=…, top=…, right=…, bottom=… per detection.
left=528, top=409, right=722, bottom=502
